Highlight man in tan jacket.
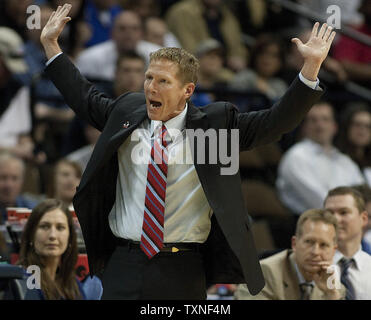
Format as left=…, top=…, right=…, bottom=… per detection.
left=166, top=0, right=247, bottom=71
left=235, top=209, right=345, bottom=300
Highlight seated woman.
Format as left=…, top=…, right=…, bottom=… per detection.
left=18, top=199, right=85, bottom=300
left=335, top=103, right=371, bottom=184
left=48, top=159, right=82, bottom=207
left=229, top=34, right=287, bottom=104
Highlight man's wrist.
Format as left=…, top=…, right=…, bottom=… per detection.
left=301, top=59, right=322, bottom=82
left=41, top=39, right=62, bottom=60
left=299, top=72, right=319, bottom=89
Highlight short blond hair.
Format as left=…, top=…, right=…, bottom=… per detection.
left=296, top=209, right=338, bottom=242
left=149, top=47, right=200, bottom=85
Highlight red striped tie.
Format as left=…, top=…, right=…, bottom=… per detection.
left=140, top=124, right=170, bottom=258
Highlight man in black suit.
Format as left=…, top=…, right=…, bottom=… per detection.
left=40, top=4, right=336, bottom=299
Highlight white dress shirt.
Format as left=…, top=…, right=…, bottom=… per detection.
left=45, top=52, right=323, bottom=242
left=0, top=86, right=31, bottom=147
left=75, top=40, right=161, bottom=81
left=108, top=104, right=213, bottom=243
left=277, top=139, right=365, bottom=214
left=334, top=248, right=371, bottom=300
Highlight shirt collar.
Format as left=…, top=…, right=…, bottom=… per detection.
left=150, top=103, right=188, bottom=141
left=334, top=247, right=363, bottom=271
left=302, top=138, right=338, bottom=157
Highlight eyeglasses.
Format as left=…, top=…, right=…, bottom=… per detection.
left=350, top=121, right=371, bottom=130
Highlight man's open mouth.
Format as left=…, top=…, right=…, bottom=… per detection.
left=150, top=100, right=162, bottom=108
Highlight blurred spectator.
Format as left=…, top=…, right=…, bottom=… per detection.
left=113, top=51, right=145, bottom=97
left=324, top=186, right=371, bottom=300
left=166, top=0, right=247, bottom=71
left=121, top=0, right=180, bottom=48
left=230, top=0, right=302, bottom=38
left=84, top=0, right=122, bottom=47
left=47, top=0, right=91, bottom=58
left=299, top=0, right=363, bottom=27
left=352, top=184, right=371, bottom=254
left=120, top=0, right=160, bottom=20
left=332, top=0, right=371, bottom=86
left=0, top=152, right=37, bottom=224
left=235, top=209, right=344, bottom=300
left=23, top=5, right=75, bottom=163
left=191, top=38, right=234, bottom=106
left=48, top=160, right=82, bottom=207
left=67, top=124, right=100, bottom=171
left=0, top=0, right=32, bottom=40
left=18, top=199, right=85, bottom=299
left=0, top=27, right=37, bottom=162
left=144, top=17, right=180, bottom=48
left=277, top=102, right=365, bottom=216
left=335, top=103, right=371, bottom=184
left=76, top=11, right=161, bottom=81
left=229, top=34, right=287, bottom=102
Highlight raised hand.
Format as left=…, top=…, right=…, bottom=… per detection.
left=292, top=22, right=336, bottom=64
left=292, top=22, right=336, bottom=81
left=40, top=3, right=72, bottom=59
left=41, top=3, right=72, bottom=43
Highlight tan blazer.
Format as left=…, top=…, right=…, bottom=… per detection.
left=165, top=0, right=246, bottom=60
left=235, top=249, right=344, bottom=300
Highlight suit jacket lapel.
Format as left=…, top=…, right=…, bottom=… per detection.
left=109, top=103, right=148, bottom=143
left=78, top=104, right=148, bottom=192
left=185, top=102, right=208, bottom=131
left=184, top=103, right=222, bottom=213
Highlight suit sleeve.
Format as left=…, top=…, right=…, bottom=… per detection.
left=234, top=263, right=277, bottom=300
left=226, top=76, right=324, bottom=151
left=44, top=53, right=121, bottom=131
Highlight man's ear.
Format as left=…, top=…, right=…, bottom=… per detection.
left=291, top=236, right=297, bottom=251
left=184, top=83, right=195, bottom=99
left=361, top=210, right=369, bottom=228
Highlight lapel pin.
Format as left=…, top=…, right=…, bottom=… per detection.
left=122, top=121, right=130, bottom=129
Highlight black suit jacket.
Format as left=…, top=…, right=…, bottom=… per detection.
left=45, top=54, right=323, bottom=295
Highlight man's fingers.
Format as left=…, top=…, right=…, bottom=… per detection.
left=291, top=37, right=303, bottom=47
left=48, top=10, right=56, bottom=23
left=311, top=22, right=320, bottom=37
left=323, top=25, right=333, bottom=41
left=55, top=5, right=62, bottom=17
left=60, top=3, right=72, bottom=18
left=318, top=23, right=328, bottom=39
left=62, top=17, right=72, bottom=25
left=55, top=3, right=70, bottom=18
left=328, top=31, right=336, bottom=43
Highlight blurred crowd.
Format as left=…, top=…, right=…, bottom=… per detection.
left=0, top=0, right=371, bottom=300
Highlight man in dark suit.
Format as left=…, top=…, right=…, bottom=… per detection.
left=40, top=4, right=336, bottom=299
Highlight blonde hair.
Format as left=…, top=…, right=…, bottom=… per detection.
left=296, top=209, right=338, bottom=242
left=149, top=47, right=200, bottom=85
